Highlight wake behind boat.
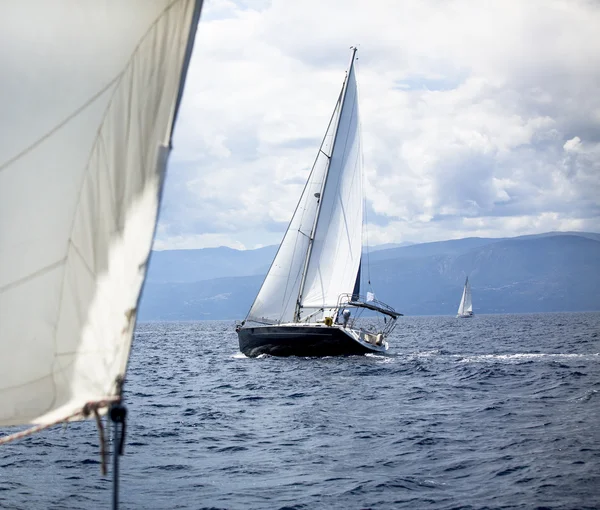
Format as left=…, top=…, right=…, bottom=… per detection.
left=237, top=48, right=401, bottom=357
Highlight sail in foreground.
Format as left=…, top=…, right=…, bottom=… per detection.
left=238, top=48, right=401, bottom=357
left=0, top=0, right=202, bottom=428
left=457, top=276, right=474, bottom=318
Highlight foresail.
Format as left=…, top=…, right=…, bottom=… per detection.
left=247, top=93, right=342, bottom=324
left=457, top=287, right=467, bottom=315
left=0, top=0, right=201, bottom=426
left=464, top=280, right=473, bottom=313
left=300, top=57, right=363, bottom=315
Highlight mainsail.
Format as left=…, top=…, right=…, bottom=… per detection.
left=0, top=0, right=202, bottom=428
left=457, top=277, right=473, bottom=316
left=246, top=49, right=362, bottom=324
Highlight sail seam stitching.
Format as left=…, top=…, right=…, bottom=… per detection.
left=0, top=257, right=66, bottom=293
left=0, top=79, right=119, bottom=174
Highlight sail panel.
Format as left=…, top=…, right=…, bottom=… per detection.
left=457, top=277, right=473, bottom=315
left=300, top=61, right=363, bottom=314
left=457, top=287, right=467, bottom=315
left=247, top=101, right=341, bottom=324
left=464, top=279, right=473, bottom=313
left=0, top=0, right=200, bottom=426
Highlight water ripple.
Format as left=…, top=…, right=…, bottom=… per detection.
left=1, top=312, right=599, bottom=509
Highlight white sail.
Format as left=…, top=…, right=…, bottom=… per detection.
left=300, top=56, right=363, bottom=317
left=0, top=0, right=201, bottom=427
left=457, top=287, right=467, bottom=315
left=457, top=277, right=473, bottom=316
left=464, top=279, right=473, bottom=313
left=247, top=95, right=342, bottom=324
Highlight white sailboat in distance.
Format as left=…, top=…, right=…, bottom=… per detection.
left=457, top=276, right=474, bottom=318
left=237, top=48, right=402, bottom=357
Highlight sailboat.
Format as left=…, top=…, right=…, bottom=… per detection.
left=237, top=48, right=401, bottom=357
left=0, top=0, right=203, bottom=505
left=456, top=276, right=474, bottom=318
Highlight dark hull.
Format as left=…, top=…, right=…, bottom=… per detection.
left=238, top=325, right=382, bottom=357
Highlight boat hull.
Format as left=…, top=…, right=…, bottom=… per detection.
left=457, top=312, right=474, bottom=318
left=238, top=325, right=386, bottom=357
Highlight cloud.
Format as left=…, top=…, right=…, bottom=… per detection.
left=157, top=0, right=600, bottom=250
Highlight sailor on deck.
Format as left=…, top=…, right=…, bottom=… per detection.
left=336, top=308, right=351, bottom=328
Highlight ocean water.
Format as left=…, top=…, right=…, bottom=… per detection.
left=1, top=312, right=599, bottom=509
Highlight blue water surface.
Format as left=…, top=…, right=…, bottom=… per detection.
left=1, top=312, right=599, bottom=509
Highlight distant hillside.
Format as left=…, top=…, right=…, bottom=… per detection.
left=369, top=241, right=414, bottom=252
left=367, top=235, right=600, bottom=316
left=368, top=236, right=506, bottom=262
left=146, top=245, right=278, bottom=283
left=139, top=275, right=263, bottom=321
left=368, top=231, right=600, bottom=262
left=138, top=232, right=600, bottom=320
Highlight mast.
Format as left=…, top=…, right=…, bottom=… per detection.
left=294, top=46, right=358, bottom=322
left=243, top=84, right=343, bottom=325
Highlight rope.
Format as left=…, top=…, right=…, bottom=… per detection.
left=94, top=407, right=107, bottom=476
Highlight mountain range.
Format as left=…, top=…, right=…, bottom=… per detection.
left=138, top=231, right=600, bottom=320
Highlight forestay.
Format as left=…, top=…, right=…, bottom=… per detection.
left=0, top=0, right=200, bottom=427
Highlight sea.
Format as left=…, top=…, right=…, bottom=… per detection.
left=1, top=312, right=599, bottom=510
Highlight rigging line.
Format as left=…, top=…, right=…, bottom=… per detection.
left=94, top=408, right=108, bottom=476
left=245, top=150, right=320, bottom=322
left=279, top=229, right=303, bottom=322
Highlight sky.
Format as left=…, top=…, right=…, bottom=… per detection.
left=155, top=0, right=600, bottom=251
